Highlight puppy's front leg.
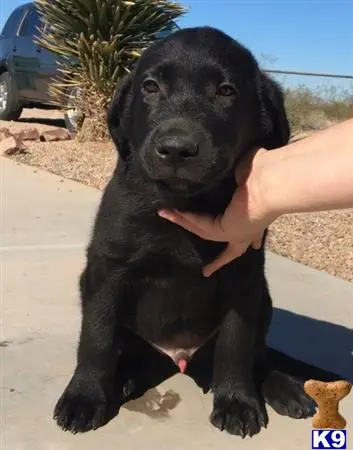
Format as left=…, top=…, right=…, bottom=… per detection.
left=210, top=307, right=268, bottom=438
left=54, top=268, right=128, bottom=434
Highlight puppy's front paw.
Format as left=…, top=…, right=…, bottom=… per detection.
left=54, top=375, right=110, bottom=433
left=210, top=390, right=268, bottom=438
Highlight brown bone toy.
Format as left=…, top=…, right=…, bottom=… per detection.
left=304, top=380, right=352, bottom=429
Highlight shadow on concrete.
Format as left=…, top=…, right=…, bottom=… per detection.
left=268, top=308, right=353, bottom=383
left=123, top=388, right=181, bottom=419
left=18, top=117, right=65, bottom=128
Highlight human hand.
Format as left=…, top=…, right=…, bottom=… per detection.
left=158, top=148, right=276, bottom=277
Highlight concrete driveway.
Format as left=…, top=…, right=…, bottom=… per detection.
left=1, top=158, right=352, bottom=450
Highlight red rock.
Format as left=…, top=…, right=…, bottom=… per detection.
left=17, top=127, right=40, bottom=141
left=40, top=128, right=71, bottom=142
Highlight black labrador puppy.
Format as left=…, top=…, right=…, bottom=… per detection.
left=54, top=26, right=328, bottom=437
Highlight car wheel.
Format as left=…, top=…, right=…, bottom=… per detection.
left=0, top=72, right=23, bottom=121
left=64, top=87, right=84, bottom=133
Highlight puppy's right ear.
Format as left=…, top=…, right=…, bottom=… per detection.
left=107, top=72, right=134, bottom=160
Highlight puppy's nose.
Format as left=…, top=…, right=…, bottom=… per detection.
left=155, top=136, right=199, bottom=163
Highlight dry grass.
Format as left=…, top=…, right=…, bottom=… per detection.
left=2, top=109, right=353, bottom=283
left=284, top=85, right=352, bottom=134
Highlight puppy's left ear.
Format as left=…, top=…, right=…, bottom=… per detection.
left=258, top=72, right=290, bottom=149
left=107, top=72, right=134, bottom=160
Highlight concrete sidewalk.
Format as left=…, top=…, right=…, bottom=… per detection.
left=1, top=158, right=352, bottom=450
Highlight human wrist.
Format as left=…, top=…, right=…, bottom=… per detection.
left=249, top=150, right=283, bottom=224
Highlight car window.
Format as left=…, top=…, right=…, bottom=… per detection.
left=19, top=9, right=43, bottom=37
left=0, top=7, right=25, bottom=38
left=155, top=22, right=180, bottom=40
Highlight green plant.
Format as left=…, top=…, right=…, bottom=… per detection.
left=35, top=0, right=186, bottom=140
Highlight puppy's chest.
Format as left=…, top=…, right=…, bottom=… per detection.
left=117, top=224, right=226, bottom=367
left=123, top=247, right=221, bottom=368
left=138, top=274, right=220, bottom=368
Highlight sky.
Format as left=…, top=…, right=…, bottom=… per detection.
left=1, top=0, right=352, bottom=93
left=177, top=0, right=353, bottom=93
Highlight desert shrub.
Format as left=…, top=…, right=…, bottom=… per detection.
left=35, top=0, right=185, bottom=141
left=284, top=83, right=352, bottom=135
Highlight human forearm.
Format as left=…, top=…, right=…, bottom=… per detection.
left=258, top=118, right=353, bottom=217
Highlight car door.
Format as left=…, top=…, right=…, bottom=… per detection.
left=11, top=7, right=43, bottom=101
left=12, top=7, right=57, bottom=103
left=37, top=21, right=59, bottom=104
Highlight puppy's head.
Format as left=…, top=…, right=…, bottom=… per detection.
left=108, top=27, right=289, bottom=195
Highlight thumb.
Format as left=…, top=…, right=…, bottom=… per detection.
left=202, top=244, right=244, bottom=277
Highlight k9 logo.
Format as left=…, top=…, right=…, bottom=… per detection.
left=312, top=430, right=347, bottom=449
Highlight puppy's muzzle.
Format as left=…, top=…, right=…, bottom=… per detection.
left=142, top=119, right=213, bottom=186
left=155, top=134, right=199, bottom=167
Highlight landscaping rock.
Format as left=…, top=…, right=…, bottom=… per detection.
left=40, top=128, right=71, bottom=142
left=0, top=136, right=24, bottom=156
left=16, top=127, right=40, bottom=141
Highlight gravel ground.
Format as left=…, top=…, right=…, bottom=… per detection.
left=267, top=212, right=353, bottom=282
left=12, top=140, right=117, bottom=189
left=3, top=110, right=353, bottom=283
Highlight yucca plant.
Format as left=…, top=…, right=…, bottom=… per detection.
left=35, top=0, right=186, bottom=140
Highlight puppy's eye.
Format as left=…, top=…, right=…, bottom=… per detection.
left=142, top=78, right=160, bottom=94
left=217, top=83, right=237, bottom=97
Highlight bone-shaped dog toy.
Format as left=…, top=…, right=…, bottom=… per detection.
left=304, top=379, right=352, bottom=429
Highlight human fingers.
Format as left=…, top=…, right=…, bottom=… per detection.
left=202, top=243, right=247, bottom=277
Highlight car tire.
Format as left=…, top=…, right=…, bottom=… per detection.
left=0, top=72, right=23, bottom=121
left=64, top=87, right=84, bottom=133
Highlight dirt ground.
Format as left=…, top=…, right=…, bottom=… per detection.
left=3, top=109, right=353, bottom=282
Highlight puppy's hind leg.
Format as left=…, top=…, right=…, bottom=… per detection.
left=117, top=334, right=179, bottom=404
left=262, top=347, right=343, bottom=420
left=256, top=287, right=316, bottom=419
left=261, top=369, right=316, bottom=419
left=186, top=334, right=217, bottom=394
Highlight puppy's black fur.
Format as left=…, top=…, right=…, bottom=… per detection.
left=54, top=27, right=338, bottom=437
